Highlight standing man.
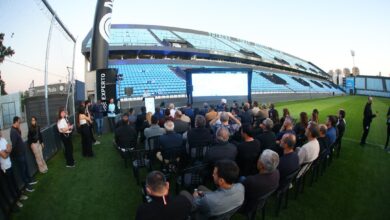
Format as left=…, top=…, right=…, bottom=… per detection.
left=360, top=96, right=377, bottom=146
left=10, top=117, right=37, bottom=192
left=93, top=100, right=105, bottom=137
left=107, top=98, right=116, bottom=132
left=384, top=107, right=390, bottom=151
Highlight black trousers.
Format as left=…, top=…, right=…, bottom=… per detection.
left=360, top=123, right=370, bottom=144
left=80, top=124, right=93, bottom=157
left=60, top=133, right=75, bottom=166
left=385, top=125, right=390, bottom=148
left=108, top=117, right=116, bottom=132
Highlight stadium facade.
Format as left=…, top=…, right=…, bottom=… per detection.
left=81, top=24, right=344, bottom=106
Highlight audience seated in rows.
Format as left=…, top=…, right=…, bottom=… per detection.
left=191, top=160, right=244, bottom=219
left=236, top=124, right=261, bottom=177
left=278, top=133, right=300, bottom=184
left=205, top=127, right=237, bottom=165
left=156, top=121, right=184, bottom=162
left=297, top=122, right=320, bottom=165
left=256, top=118, right=277, bottom=152
left=115, top=113, right=138, bottom=149
left=136, top=171, right=192, bottom=220
left=144, top=115, right=166, bottom=148
left=240, top=149, right=280, bottom=213
left=187, top=115, right=213, bottom=149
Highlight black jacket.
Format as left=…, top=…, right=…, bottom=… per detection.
left=363, top=103, right=376, bottom=126
left=115, top=124, right=138, bottom=148
left=10, top=127, right=26, bottom=157
left=136, top=195, right=192, bottom=220
left=27, top=125, right=43, bottom=146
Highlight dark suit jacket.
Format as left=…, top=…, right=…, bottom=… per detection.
left=363, top=103, right=376, bottom=126
left=205, top=142, right=237, bottom=164
left=173, top=119, right=190, bottom=134
left=187, top=127, right=213, bottom=148
left=115, top=124, right=138, bottom=148
left=159, top=132, right=184, bottom=157
left=136, top=195, right=192, bottom=220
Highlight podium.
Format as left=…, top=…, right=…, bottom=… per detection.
left=144, top=97, right=155, bottom=114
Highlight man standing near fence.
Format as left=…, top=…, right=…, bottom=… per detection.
left=10, top=116, right=37, bottom=192
left=93, top=99, right=105, bottom=137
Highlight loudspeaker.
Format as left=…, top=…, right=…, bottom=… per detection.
left=125, top=87, right=133, bottom=96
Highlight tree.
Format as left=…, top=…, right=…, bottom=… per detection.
left=0, top=33, right=15, bottom=95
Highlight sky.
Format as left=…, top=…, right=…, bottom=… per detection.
left=0, top=0, right=389, bottom=93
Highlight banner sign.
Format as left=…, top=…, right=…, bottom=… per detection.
left=96, top=68, right=117, bottom=113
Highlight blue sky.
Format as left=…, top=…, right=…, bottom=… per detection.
left=1, top=0, right=389, bottom=93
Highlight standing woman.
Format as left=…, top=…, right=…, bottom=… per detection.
left=27, top=116, right=48, bottom=173
left=385, top=107, right=390, bottom=151
left=79, top=108, right=94, bottom=157
left=57, top=108, right=75, bottom=167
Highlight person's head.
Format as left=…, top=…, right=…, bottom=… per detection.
left=203, top=102, right=209, bottom=109
left=220, top=112, right=229, bottom=123
left=368, top=96, right=373, bottom=104
left=257, top=149, right=280, bottom=174
left=151, top=115, right=158, bottom=125
left=109, top=98, right=114, bottom=103
left=280, top=133, right=296, bottom=151
left=216, top=127, right=230, bottom=143
left=31, top=116, right=38, bottom=127
left=194, top=115, right=206, bottom=128
left=174, top=110, right=182, bottom=119
left=243, top=102, right=250, bottom=111
left=283, top=118, right=293, bottom=130
left=305, top=122, right=320, bottom=139
left=145, top=171, right=169, bottom=197
left=122, top=113, right=129, bottom=123
left=168, top=103, right=175, bottom=109
left=140, top=106, right=146, bottom=113
left=164, top=108, right=171, bottom=117
left=253, top=101, right=259, bottom=107
left=300, top=112, right=309, bottom=127
left=85, top=100, right=91, bottom=106
left=339, top=109, right=346, bottom=119
left=221, top=98, right=227, bottom=105
left=13, top=116, right=21, bottom=128
left=78, top=107, right=86, bottom=115
left=164, top=120, right=174, bottom=132
left=129, top=108, right=134, bottom=115
left=261, top=118, right=274, bottom=131
left=282, top=108, right=290, bottom=117
left=209, top=105, right=216, bottom=112
left=213, top=160, right=239, bottom=187
left=241, top=124, right=254, bottom=139
left=58, top=107, right=66, bottom=119
left=270, top=103, right=275, bottom=109
left=326, top=115, right=337, bottom=128
left=319, top=124, right=327, bottom=137
left=312, top=109, right=319, bottom=115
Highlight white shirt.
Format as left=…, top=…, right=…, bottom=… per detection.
left=298, top=138, right=320, bottom=165
left=57, top=119, right=71, bottom=134
left=0, top=137, right=12, bottom=172
left=108, top=103, right=116, bottom=117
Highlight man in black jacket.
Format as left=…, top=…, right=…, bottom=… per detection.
left=136, top=171, right=191, bottom=220
left=360, top=97, right=376, bottom=145
left=114, top=114, right=138, bottom=149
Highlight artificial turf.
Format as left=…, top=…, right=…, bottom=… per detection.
left=11, top=95, right=390, bottom=220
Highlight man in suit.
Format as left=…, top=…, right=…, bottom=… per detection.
left=360, top=97, right=377, bottom=145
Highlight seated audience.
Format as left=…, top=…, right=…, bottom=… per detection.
left=136, top=171, right=192, bottom=220
left=278, top=133, right=300, bottom=184
left=240, top=149, right=280, bottom=213
left=318, top=124, right=330, bottom=153
left=144, top=115, right=166, bottom=149
left=114, top=113, right=138, bottom=149
left=294, top=112, right=309, bottom=147
left=326, top=115, right=338, bottom=145
left=256, top=118, right=276, bottom=152
left=205, top=127, right=237, bottom=165
left=157, top=121, right=184, bottom=161
left=297, top=122, right=320, bottom=165
left=276, top=118, right=295, bottom=141
left=173, top=111, right=190, bottom=134
left=236, top=124, right=261, bottom=176
left=191, top=160, right=244, bottom=219
left=210, top=112, right=241, bottom=137
left=187, top=115, right=213, bottom=149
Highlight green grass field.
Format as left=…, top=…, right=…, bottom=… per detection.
left=11, top=95, right=390, bottom=220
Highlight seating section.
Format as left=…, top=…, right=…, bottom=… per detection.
left=150, top=29, right=181, bottom=41
left=366, top=78, right=383, bottom=91
left=355, top=77, right=365, bottom=89
left=108, top=64, right=343, bottom=98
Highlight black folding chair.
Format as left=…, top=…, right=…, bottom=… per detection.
left=275, top=169, right=299, bottom=216
left=294, top=162, right=312, bottom=199
left=188, top=144, right=210, bottom=163
left=175, top=163, right=209, bottom=194
left=146, top=135, right=161, bottom=152
left=160, top=146, right=186, bottom=176
left=129, top=149, right=152, bottom=185
left=244, top=189, right=276, bottom=220
left=209, top=205, right=242, bottom=220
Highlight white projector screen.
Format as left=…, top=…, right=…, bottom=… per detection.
left=192, top=73, right=248, bottom=97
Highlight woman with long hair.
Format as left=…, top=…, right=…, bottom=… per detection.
left=57, top=108, right=75, bottom=167
left=311, top=109, right=319, bottom=124
left=79, top=107, right=94, bottom=157
left=27, top=116, right=48, bottom=173
left=294, top=112, right=309, bottom=147
left=280, top=108, right=291, bottom=125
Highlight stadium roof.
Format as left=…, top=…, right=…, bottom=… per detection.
left=82, top=24, right=328, bottom=78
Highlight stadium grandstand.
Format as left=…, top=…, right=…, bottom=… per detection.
left=81, top=24, right=344, bottom=105
left=345, top=75, right=390, bottom=98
